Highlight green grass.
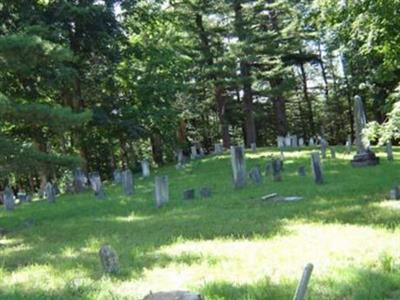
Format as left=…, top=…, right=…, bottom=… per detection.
left=1, top=147, right=400, bottom=300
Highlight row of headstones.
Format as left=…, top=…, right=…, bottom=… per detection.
left=277, top=135, right=311, bottom=148
left=230, top=146, right=324, bottom=188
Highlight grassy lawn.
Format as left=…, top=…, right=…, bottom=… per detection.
left=1, top=147, right=400, bottom=300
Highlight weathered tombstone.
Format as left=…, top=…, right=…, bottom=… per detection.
left=176, top=149, right=185, bottom=169
left=99, top=245, right=119, bottom=274
left=293, top=263, right=314, bottom=300
left=214, top=143, right=223, bottom=154
left=155, top=176, right=169, bottom=208
left=310, top=152, right=323, bottom=184
left=53, top=183, right=60, bottom=195
left=351, top=95, right=379, bottom=167
left=298, top=166, right=306, bottom=177
left=249, top=166, right=262, bottom=185
left=73, top=168, right=87, bottom=192
left=298, top=137, right=304, bottom=147
left=143, top=291, right=202, bottom=300
left=277, top=136, right=285, bottom=148
left=121, top=169, right=134, bottom=196
left=389, top=185, right=400, bottom=200
left=265, top=161, right=272, bottom=176
left=330, top=147, right=336, bottom=159
left=17, top=192, right=28, bottom=203
left=113, top=169, right=122, bottom=184
left=272, top=159, right=282, bottom=181
left=346, top=135, right=352, bottom=153
left=45, top=182, right=56, bottom=203
left=199, top=187, right=212, bottom=198
left=89, top=172, right=106, bottom=199
left=3, top=187, right=15, bottom=211
left=386, top=141, right=394, bottom=161
left=26, top=194, right=32, bottom=202
left=291, top=135, right=298, bottom=147
left=190, top=145, right=198, bottom=159
left=320, top=138, right=328, bottom=159
left=183, top=189, right=195, bottom=201
left=141, top=160, right=151, bottom=177
left=230, top=146, right=246, bottom=188
left=250, top=142, right=257, bottom=152
left=199, top=147, right=205, bottom=157
left=285, top=134, right=292, bottom=147
left=309, top=137, right=315, bottom=146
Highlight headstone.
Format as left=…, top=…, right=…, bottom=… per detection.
left=298, top=166, right=306, bottom=177
left=293, top=263, right=314, bottom=300
left=141, top=160, right=151, bottom=177
left=53, top=183, right=60, bottom=195
left=143, top=291, right=202, bottom=300
left=250, top=142, right=257, bottom=152
left=299, top=137, right=304, bottom=147
left=272, top=159, right=282, bottom=181
left=17, top=192, right=28, bottom=203
left=3, top=187, right=15, bottom=211
left=199, top=187, right=212, bottom=198
left=277, top=136, right=285, bottom=148
left=310, top=152, right=323, bottom=184
left=214, top=143, right=223, bottom=154
left=89, top=172, right=106, bottom=199
left=99, top=245, right=119, bottom=274
left=113, top=169, right=122, bottom=184
left=121, top=169, right=134, bottom=196
left=320, top=138, right=328, bottom=159
left=26, top=194, right=32, bottom=202
left=386, top=141, right=394, bottom=161
left=190, top=145, right=198, bottom=159
left=176, top=149, right=185, bottom=168
left=265, top=162, right=272, bottom=176
left=291, top=135, right=298, bottom=147
left=183, top=189, right=195, bottom=200
left=346, top=135, right=352, bottom=153
left=45, top=182, right=56, bottom=203
left=73, top=168, right=87, bottom=192
left=330, top=147, right=336, bottom=159
left=199, top=147, right=205, bottom=157
left=248, top=166, right=262, bottom=185
left=309, top=137, right=314, bottom=146
left=285, top=135, right=291, bottom=147
left=230, top=146, right=246, bottom=188
left=155, top=175, right=169, bottom=208
left=351, top=95, right=379, bottom=167
left=390, top=185, right=400, bottom=200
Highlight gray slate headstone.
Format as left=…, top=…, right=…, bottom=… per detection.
left=214, top=143, right=223, bottom=154
left=45, top=182, right=56, bottom=203
left=190, top=145, right=198, bottom=159
left=3, top=187, right=15, bottom=211
left=346, top=135, right=352, bottom=153
left=299, top=137, right=304, bottom=147
left=277, top=136, right=285, bottom=148
left=155, top=175, right=169, bottom=208
left=73, top=168, right=87, bottom=192
left=320, top=139, right=328, bottom=159
left=183, top=189, right=195, bottom=201
left=386, top=141, right=394, bottom=161
left=250, top=142, right=257, bottom=152
left=141, top=160, right=151, bottom=177
left=230, top=146, right=246, bottom=188
left=121, top=169, right=134, bottom=196
left=390, top=185, right=400, bottom=200
left=143, top=291, right=202, bottom=300
left=298, top=166, right=306, bottom=177
left=309, top=137, right=315, bottom=146
left=199, top=187, right=212, bottom=198
left=113, top=169, right=122, bottom=184
left=265, top=162, right=272, bottom=176
left=311, top=152, right=323, bottom=185
left=17, top=192, right=28, bottom=203
left=89, top=172, right=106, bottom=199
left=99, top=245, right=119, bottom=274
left=272, top=159, right=282, bottom=182
left=249, top=166, right=262, bottom=185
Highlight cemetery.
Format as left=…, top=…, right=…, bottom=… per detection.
left=1, top=1, right=400, bottom=299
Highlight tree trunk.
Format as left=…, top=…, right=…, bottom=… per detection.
left=270, top=78, right=288, bottom=136
left=215, top=85, right=231, bottom=148
left=151, top=133, right=163, bottom=165
left=299, top=62, right=315, bottom=136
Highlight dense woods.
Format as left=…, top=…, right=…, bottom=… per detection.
left=2, top=0, right=400, bottom=190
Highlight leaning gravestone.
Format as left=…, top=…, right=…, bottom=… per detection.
left=351, top=95, right=379, bottom=167
left=190, top=145, right=198, bottom=159
left=45, top=182, right=56, bottom=203
left=3, top=187, right=15, bottom=211
left=73, top=168, right=87, bottom=193
left=320, top=138, right=328, bottom=159
left=311, top=152, right=323, bottom=185
left=113, top=169, right=122, bottom=184
left=155, top=176, right=169, bottom=208
left=230, top=146, right=246, bottom=188
left=141, top=160, right=151, bottom=177
left=386, top=141, right=394, bottom=161
left=89, top=172, right=106, bottom=199
left=183, top=189, right=195, bottom=201
left=249, top=166, right=262, bottom=185
left=199, top=187, right=212, bottom=198
left=272, top=159, right=282, bottom=181
left=121, top=169, right=134, bottom=196
left=330, top=147, right=336, bottom=159
left=99, top=245, right=119, bottom=274
left=143, top=291, right=202, bottom=300
left=214, top=143, right=223, bottom=154
left=298, top=166, right=306, bottom=177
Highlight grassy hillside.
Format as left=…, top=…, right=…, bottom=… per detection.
left=1, top=147, right=400, bottom=300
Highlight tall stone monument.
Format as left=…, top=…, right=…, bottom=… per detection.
left=351, top=95, right=379, bottom=167
left=230, top=146, right=246, bottom=188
